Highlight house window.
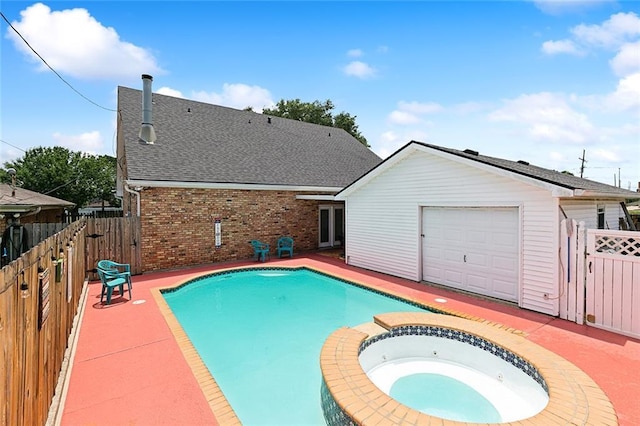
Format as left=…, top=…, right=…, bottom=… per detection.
left=597, top=205, right=605, bottom=229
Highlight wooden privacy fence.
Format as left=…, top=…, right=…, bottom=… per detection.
left=85, top=216, right=142, bottom=281
left=0, top=219, right=87, bottom=426
left=560, top=220, right=640, bottom=339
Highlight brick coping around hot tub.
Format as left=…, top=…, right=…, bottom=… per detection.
left=320, top=311, right=618, bottom=426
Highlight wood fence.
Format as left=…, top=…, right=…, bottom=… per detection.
left=85, top=217, right=142, bottom=281
left=0, top=220, right=87, bottom=426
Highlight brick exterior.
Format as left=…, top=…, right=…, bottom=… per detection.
left=129, top=187, right=339, bottom=272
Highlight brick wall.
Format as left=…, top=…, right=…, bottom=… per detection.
left=138, top=187, right=336, bottom=271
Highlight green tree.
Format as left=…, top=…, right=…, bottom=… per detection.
left=262, top=99, right=369, bottom=147
left=1, top=146, right=119, bottom=211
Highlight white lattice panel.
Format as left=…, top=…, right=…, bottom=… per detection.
left=594, top=234, right=640, bottom=256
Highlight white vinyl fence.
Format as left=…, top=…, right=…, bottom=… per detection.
left=560, top=220, right=640, bottom=339
left=585, top=229, right=640, bottom=339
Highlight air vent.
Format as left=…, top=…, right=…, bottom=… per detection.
left=463, top=149, right=479, bottom=156
left=517, top=160, right=529, bottom=165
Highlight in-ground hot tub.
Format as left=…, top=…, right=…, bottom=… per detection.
left=320, top=312, right=617, bottom=425
left=359, top=326, right=548, bottom=423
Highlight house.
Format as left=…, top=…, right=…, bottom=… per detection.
left=0, top=183, right=75, bottom=226
left=335, top=141, right=638, bottom=315
left=116, top=75, right=381, bottom=272
left=1, top=183, right=75, bottom=265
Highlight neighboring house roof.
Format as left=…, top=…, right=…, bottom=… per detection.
left=0, top=184, right=75, bottom=215
left=118, top=86, right=382, bottom=189
left=338, top=141, right=639, bottom=199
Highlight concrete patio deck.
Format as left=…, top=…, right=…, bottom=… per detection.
left=54, top=254, right=639, bottom=425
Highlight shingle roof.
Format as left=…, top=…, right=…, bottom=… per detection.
left=0, top=184, right=75, bottom=209
left=417, top=141, right=638, bottom=197
left=118, top=86, right=381, bottom=188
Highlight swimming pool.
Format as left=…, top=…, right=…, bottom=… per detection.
left=160, top=267, right=430, bottom=425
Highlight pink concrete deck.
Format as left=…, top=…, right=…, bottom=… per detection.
left=59, top=254, right=640, bottom=425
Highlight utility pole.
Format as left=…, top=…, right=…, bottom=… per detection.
left=578, top=149, right=587, bottom=178
left=618, top=168, right=621, bottom=188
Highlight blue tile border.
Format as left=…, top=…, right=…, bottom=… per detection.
left=159, top=266, right=444, bottom=313
left=359, top=325, right=549, bottom=393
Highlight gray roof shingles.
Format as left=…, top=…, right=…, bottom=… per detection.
left=416, top=141, right=638, bottom=198
left=119, top=86, right=382, bottom=188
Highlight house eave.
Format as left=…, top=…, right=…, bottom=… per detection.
left=125, top=179, right=342, bottom=193
left=560, top=190, right=640, bottom=199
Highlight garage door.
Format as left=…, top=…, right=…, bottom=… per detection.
left=422, top=207, right=519, bottom=302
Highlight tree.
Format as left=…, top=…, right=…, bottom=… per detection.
left=262, top=99, right=369, bottom=147
left=1, top=146, right=119, bottom=211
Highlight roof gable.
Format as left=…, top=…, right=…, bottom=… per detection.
left=118, top=87, right=381, bottom=188
left=337, top=141, right=638, bottom=199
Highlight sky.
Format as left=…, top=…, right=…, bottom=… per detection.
left=1, top=0, right=639, bottom=189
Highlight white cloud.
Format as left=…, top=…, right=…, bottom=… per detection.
left=387, top=101, right=443, bottom=125
left=374, top=129, right=427, bottom=159
left=192, top=83, right=274, bottom=112
left=156, top=87, right=184, bottom=98
left=571, top=12, right=640, bottom=49
left=532, top=0, right=616, bottom=15
left=397, top=101, right=443, bottom=114
left=591, top=148, right=622, bottom=162
left=53, top=131, right=103, bottom=154
left=489, top=92, right=595, bottom=144
left=609, top=41, right=640, bottom=77
left=343, top=61, right=376, bottom=79
left=347, top=49, right=363, bottom=58
left=6, top=3, right=163, bottom=80
left=541, top=39, right=582, bottom=55
left=388, top=111, right=421, bottom=125
left=604, top=72, right=640, bottom=111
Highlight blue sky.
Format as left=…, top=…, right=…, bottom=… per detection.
left=1, top=1, right=639, bottom=189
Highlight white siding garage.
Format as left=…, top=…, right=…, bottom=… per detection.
left=336, top=142, right=637, bottom=316
left=422, top=207, right=519, bottom=302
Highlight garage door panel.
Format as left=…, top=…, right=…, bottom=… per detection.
left=466, top=253, right=488, bottom=267
left=422, top=207, right=519, bottom=302
left=443, top=269, right=463, bottom=286
left=467, top=274, right=489, bottom=292
left=493, top=279, right=518, bottom=299
left=493, top=255, right=517, bottom=271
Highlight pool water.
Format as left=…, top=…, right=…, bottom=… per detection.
left=162, top=268, right=428, bottom=425
left=390, top=373, right=501, bottom=423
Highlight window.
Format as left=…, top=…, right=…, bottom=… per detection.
left=597, top=205, right=605, bottom=229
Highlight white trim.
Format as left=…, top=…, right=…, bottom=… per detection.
left=296, top=194, right=337, bottom=201
left=125, top=179, right=342, bottom=193
left=336, top=142, right=631, bottom=200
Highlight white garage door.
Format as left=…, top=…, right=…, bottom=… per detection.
left=422, top=207, right=519, bottom=302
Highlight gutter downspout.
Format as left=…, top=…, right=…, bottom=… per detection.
left=124, top=184, right=141, bottom=217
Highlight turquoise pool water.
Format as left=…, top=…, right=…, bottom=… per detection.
left=390, top=373, right=501, bottom=423
left=162, top=268, right=428, bottom=425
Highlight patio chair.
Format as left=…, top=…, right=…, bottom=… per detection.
left=276, top=236, right=294, bottom=258
left=250, top=240, right=270, bottom=262
left=97, top=259, right=133, bottom=293
left=97, top=267, right=130, bottom=304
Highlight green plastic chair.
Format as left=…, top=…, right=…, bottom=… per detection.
left=250, top=240, right=270, bottom=262
left=276, top=236, right=294, bottom=258
left=97, top=260, right=132, bottom=299
left=97, top=268, right=130, bottom=304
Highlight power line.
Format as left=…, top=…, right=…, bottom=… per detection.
left=0, top=139, right=26, bottom=153
left=0, top=11, right=117, bottom=112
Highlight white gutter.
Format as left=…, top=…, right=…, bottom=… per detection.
left=125, top=179, right=342, bottom=193
left=124, top=184, right=141, bottom=217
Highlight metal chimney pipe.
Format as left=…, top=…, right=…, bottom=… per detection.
left=139, top=74, right=157, bottom=144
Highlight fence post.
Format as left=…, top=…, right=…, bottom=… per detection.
left=575, top=221, right=586, bottom=325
